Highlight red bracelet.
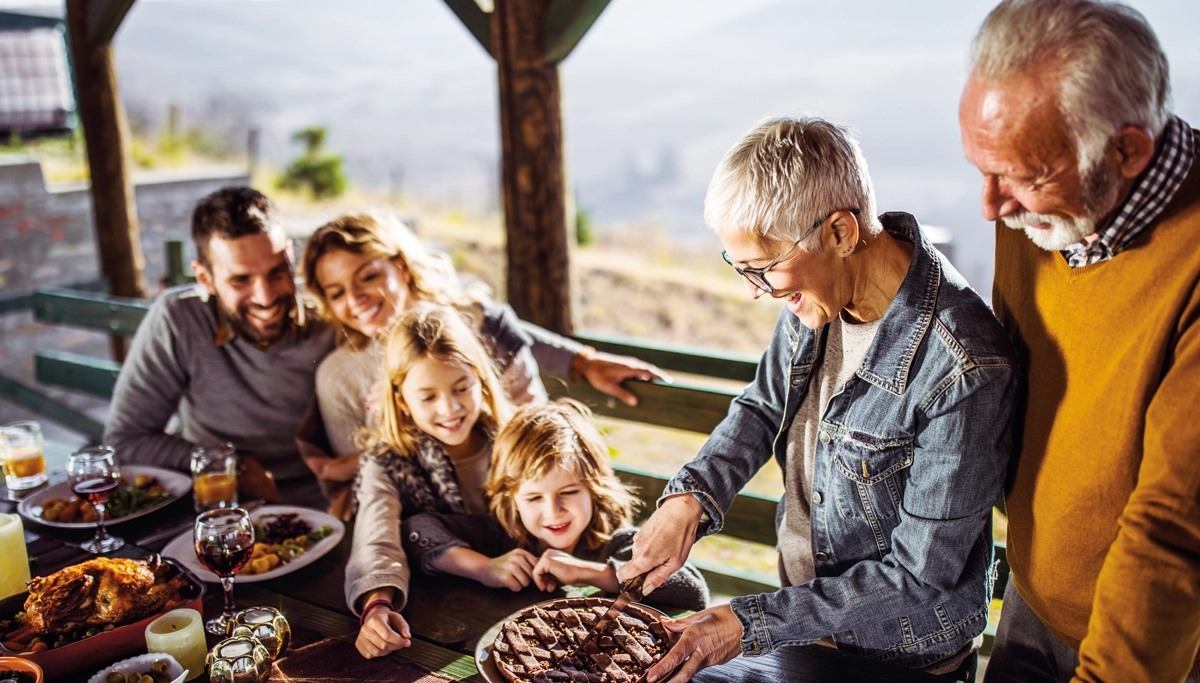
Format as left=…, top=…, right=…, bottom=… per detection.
left=360, top=599, right=394, bottom=626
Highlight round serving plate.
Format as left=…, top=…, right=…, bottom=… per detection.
left=162, top=505, right=345, bottom=583
left=17, top=465, right=191, bottom=529
left=473, top=597, right=668, bottom=683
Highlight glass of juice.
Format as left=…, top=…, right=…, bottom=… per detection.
left=1, top=421, right=48, bottom=490
left=190, top=444, right=238, bottom=513
left=194, top=507, right=254, bottom=634
left=66, top=445, right=124, bottom=553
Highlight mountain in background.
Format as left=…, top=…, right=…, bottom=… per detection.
left=8, top=0, right=1199, bottom=293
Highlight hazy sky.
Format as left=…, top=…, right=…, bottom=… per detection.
left=4, top=0, right=1198, bottom=290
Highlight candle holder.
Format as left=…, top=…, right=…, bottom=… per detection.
left=206, top=635, right=271, bottom=683
left=227, top=607, right=290, bottom=661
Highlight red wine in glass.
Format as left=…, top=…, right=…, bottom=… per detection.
left=72, top=477, right=119, bottom=505
left=197, top=536, right=254, bottom=575
left=66, top=446, right=124, bottom=554
left=195, top=507, right=255, bottom=635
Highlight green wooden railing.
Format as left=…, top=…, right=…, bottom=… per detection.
left=9, top=284, right=1008, bottom=616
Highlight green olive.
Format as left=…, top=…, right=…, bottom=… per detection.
left=106, top=673, right=124, bottom=683
left=149, top=661, right=168, bottom=675
left=137, top=675, right=154, bottom=683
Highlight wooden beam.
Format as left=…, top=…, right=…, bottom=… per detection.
left=32, top=287, right=150, bottom=337
left=442, top=0, right=492, bottom=56
left=543, top=373, right=737, bottom=434
left=35, top=350, right=121, bottom=398
left=542, top=0, right=610, bottom=64
left=0, top=372, right=105, bottom=444
left=66, top=0, right=145, bottom=363
left=575, top=331, right=759, bottom=383
left=86, top=0, right=136, bottom=45
left=493, top=0, right=572, bottom=335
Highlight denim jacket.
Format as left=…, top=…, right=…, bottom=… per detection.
left=664, top=212, right=1016, bottom=670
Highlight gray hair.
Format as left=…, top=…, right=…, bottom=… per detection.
left=704, top=117, right=879, bottom=250
left=969, top=0, right=1170, bottom=169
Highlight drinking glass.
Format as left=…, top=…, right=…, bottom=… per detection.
left=194, top=507, right=255, bottom=635
left=190, top=444, right=238, bottom=513
left=2, top=421, right=48, bottom=490
left=66, top=446, right=124, bottom=553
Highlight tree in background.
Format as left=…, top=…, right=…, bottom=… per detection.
left=277, top=126, right=347, bottom=199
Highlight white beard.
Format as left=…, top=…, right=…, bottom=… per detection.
left=1001, top=212, right=1095, bottom=251
left=1001, top=159, right=1124, bottom=252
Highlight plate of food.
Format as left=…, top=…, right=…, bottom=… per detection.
left=17, top=465, right=190, bottom=529
left=474, top=597, right=673, bottom=683
left=162, top=505, right=344, bottom=583
left=0, top=556, right=204, bottom=681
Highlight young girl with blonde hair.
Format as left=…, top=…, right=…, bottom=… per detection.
left=401, top=400, right=708, bottom=611
left=346, top=303, right=514, bottom=659
left=298, top=211, right=668, bottom=518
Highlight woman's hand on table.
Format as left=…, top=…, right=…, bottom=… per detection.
left=617, top=494, right=702, bottom=594
left=531, top=549, right=617, bottom=593
left=356, top=604, right=412, bottom=658
left=645, top=605, right=744, bottom=683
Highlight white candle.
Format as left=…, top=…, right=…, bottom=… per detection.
left=0, top=514, right=30, bottom=601
left=146, top=609, right=207, bottom=681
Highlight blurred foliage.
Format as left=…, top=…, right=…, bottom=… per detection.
left=277, top=126, right=347, bottom=200
left=575, top=206, right=594, bottom=247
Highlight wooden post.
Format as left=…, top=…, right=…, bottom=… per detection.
left=493, top=0, right=572, bottom=335
left=66, top=0, right=144, bottom=362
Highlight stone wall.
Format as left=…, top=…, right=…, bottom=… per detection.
left=0, top=158, right=251, bottom=298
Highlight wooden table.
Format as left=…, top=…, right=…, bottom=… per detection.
left=4, top=475, right=947, bottom=683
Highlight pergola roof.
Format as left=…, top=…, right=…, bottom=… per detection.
left=0, top=17, right=74, bottom=133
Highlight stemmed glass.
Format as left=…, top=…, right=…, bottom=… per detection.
left=195, top=507, right=255, bottom=635
left=66, top=446, right=124, bottom=553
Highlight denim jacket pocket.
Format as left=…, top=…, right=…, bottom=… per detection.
left=832, top=432, right=914, bottom=521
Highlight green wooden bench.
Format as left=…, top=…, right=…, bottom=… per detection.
left=15, top=282, right=1009, bottom=650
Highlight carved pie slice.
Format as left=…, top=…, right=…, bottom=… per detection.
left=492, top=598, right=670, bottom=683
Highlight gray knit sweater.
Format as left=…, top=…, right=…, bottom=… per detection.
left=104, top=285, right=335, bottom=479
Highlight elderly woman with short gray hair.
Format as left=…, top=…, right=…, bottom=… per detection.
left=618, top=117, right=1017, bottom=682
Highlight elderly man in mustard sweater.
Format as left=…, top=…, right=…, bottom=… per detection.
left=959, top=1, right=1200, bottom=682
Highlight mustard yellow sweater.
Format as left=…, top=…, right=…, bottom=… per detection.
left=992, top=151, right=1200, bottom=683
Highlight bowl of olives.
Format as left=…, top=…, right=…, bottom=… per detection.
left=88, top=654, right=186, bottom=683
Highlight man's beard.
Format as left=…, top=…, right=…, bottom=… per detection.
left=1001, top=160, right=1124, bottom=251
left=221, top=295, right=295, bottom=345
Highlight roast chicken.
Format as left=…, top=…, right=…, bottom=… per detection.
left=23, top=556, right=186, bottom=634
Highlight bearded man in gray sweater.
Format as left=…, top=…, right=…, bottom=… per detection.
left=104, top=187, right=334, bottom=502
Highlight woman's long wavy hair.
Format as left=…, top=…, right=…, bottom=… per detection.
left=486, top=399, right=637, bottom=552
left=367, top=303, right=512, bottom=457
left=301, top=211, right=487, bottom=350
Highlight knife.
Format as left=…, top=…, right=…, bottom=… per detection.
left=567, top=572, right=647, bottom=657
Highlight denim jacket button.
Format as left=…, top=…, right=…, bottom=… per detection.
left=818, top=431, right=831, bottom=445
left=812, top=491, right=822, bottom=505
left=814, top=551, right=829, bottom=562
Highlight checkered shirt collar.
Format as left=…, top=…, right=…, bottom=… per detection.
left=1062, top=115, right=1195, bottom=268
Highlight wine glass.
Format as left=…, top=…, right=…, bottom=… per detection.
left=66, top=446, right=124, bottom=553
left=195, top=507, right=255, bottom=634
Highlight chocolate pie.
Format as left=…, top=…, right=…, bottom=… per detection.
left=492, top=598, right=671, bottom=683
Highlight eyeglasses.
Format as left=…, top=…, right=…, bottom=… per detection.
left=721, top=208, right=859, bottom=294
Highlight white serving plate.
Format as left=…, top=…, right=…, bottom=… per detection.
left=162, top=505, right=345, bottom=583
left=88, top=652, right=187, bottom=683
left=18, top=465, right=191, bottom=529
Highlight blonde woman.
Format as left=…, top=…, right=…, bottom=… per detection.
left=297, top=212, right=668, bottom=517
left=346, top=304, right=514, bottom=658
